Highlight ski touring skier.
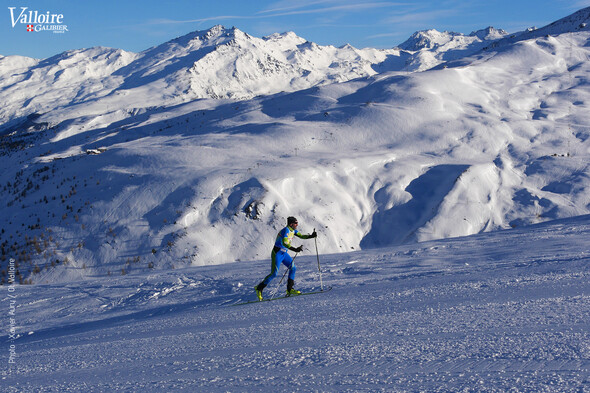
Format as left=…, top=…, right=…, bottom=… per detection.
left=255, top=217, right=317, bottom=301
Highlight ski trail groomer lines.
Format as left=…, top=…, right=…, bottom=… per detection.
left=255, top=217, right=317, bottom=301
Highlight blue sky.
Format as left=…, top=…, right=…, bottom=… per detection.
left=2, top=0, right=589, bottom=58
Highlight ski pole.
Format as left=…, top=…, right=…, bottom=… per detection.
left=314, top=228, right=323, bottom=291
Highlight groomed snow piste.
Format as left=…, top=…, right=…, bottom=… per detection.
left=2, top=215, right=589, bottom=391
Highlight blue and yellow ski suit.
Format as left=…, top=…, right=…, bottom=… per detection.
left=261, top=226, right=311, bottom=286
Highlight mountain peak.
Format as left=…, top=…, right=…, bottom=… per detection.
left=398, top=29, right=461, bottom=51
left=469, top=26, right=508, bottom=40
left=263, top=31, right=307, bottom=46
left=162, top=25, right=248, bottom=49
left=544, top=6, right=590, bottom=33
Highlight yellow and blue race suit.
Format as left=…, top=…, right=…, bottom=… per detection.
left=261, top=226, right=311, bottom=286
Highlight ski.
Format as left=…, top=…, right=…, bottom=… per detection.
left=231, top=286, right=332, bottom=306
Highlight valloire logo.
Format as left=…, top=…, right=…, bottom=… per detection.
left=8, top=6, right=68, bottom=33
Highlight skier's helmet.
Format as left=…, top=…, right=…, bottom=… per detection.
left=287, top=216, right=298, bottom=226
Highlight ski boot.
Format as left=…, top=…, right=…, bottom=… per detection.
left=255, top=283, right=266, bottom=301
left=286, top=279, right=301, bottom=296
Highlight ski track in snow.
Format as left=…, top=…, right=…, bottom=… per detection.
left=2, top=215, right=590, bottom=391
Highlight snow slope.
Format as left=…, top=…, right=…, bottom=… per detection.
left=0, top=23, right=511, bottom=124
left=1, top=10, right=590, bottom=389
left=397, top=27, right=508, bottom=71
left=2, top=215, right=589, bottom=391
left=0, top=25, right=404, bottom=125
left=0, top=48, right=138, bottom=125
left=1, top=8, right=590, bottom=281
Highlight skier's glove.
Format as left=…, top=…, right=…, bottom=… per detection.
left=309, top=231, right=317, bottom=238
left=291, top=245, right=304, bottom=253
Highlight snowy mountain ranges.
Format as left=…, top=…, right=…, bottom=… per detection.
left=1, top=7, right=590, bottom=283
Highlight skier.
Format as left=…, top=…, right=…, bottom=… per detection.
left=255, top=216, right=317, bottom=300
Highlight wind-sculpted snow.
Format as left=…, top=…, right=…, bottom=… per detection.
left=2, top=215, right=589, bottom=391
left=0, top=47, right=137, bottom=125
left=0, top=8, right=590, bottom=280
left=361, top=165, right=471, bottom=247
left=0, top=21, right=521, bottom=124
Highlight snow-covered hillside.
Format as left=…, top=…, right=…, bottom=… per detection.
left=0, top=25, right=402, bottom=125
left=396, top=27, right=508, bottom=71
left=0, top=23, right=512, bottom=124
left=1, top=8, right=590, bottom=282
left=2, top=214, right=589, bottom=391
